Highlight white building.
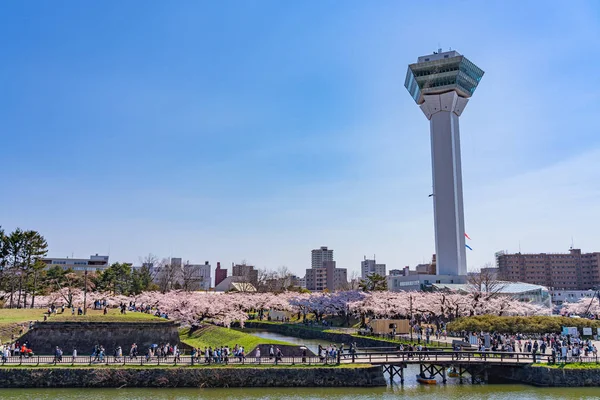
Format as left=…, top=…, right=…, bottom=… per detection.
left=551, top=290, right=598, bottom=305
left=311, top=246, right=334, bottom=268
left=361, top=257, right=386, bottom=279
left=184, top=262, right=212, bottom=291
left=41, top=254, right=109, bottom=273
left=387, top=274, right=465, bottom=292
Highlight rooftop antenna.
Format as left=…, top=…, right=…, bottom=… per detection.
left=518, top=241, right=521, bottom=253
left=570, top=236, right=574, bottom=250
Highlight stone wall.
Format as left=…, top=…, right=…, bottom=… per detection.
left=19, top=321, right=180, bottom=355
left=0, top=366, right=386, bottom=388
left=488, top=365, right=600, bottom=387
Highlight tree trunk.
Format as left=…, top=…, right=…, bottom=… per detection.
left=31, top=270, right=38, bottom=308
left=9, top=276, right=15, bottom=308
left=17, top=274, right=23, bottom=309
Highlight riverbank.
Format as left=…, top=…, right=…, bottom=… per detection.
left=179, top=325, right=291, bottom=352
left=0, top=365, right=385, bottom=388
left=489, top=364, right=600, bottom=387
left=243, top=321, right=440, bottom=348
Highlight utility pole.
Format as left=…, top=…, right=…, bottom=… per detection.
left=84, top=269, right=88, bottom=315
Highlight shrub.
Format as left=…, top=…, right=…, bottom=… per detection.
left=447, top=315, right=600, bottom=334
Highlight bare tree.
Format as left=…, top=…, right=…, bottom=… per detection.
left=467, top=263, right=505, bottom=295
left=276, top=266, right=294, bottom=290
left=154, top=258, right=182, bottom=293
left=181, top=261, right=203, bottom=291
left=467, top=263, right=506, bottom=315
left=348, top=270, right=361, bottom=290
left=139, top=253, right=159, bottom=280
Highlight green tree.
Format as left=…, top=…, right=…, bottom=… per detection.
left=20, top=230, right=48, bottom=308
left=359, top=273, right=388, bottom=292
left=45, top=265, right=83, bottom=307
left=5, top=228, right=25, bottom=308
left=130, top=265, right=154, bottom=294
left=96, top=263, right=132, bottom=295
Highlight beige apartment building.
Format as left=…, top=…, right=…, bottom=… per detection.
left=496, top=248, right=600, bottom=290
left=305, top=260, right=347, bottom=292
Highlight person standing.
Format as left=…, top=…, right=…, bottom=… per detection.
left=256, top=347, right=261, bottom=364
left=72, top=348, right=77, bottom=363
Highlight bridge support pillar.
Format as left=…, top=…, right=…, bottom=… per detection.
left=382, top=363, right=406, bottom=385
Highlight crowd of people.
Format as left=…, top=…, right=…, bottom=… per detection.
left=460, top=331, right=599, bottom=363
left=189, top=344, right=289, bottom=364
left=1, top=340, right=34, bottom=362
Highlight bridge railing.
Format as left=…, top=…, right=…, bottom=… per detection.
left=346, top=350, right=600, bottom=365
left=2, top=351, right=598, bottom=366
left=0, top=354, right=330, bottom=367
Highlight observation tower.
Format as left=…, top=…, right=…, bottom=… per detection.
left=405, top=49, right=484, bottom=277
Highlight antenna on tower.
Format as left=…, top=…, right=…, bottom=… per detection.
left=518, top=241, right=521, bottom=253
left=570, top=236, right=574, bottom=250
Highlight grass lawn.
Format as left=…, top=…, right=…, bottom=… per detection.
left=540, top=363, right=600, bottom=370
left=50, top=309, right=164, bottom=323
left=179, top=325, right=291, bottom=352
left=0, top=308, right=164, bottom=342
left=0, top=309, right=45, bottom=343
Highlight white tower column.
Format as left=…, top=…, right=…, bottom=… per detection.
left=419, top=92, right=468, bottom=276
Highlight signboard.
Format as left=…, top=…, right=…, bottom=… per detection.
left=562, top=327, right=578, bottom=336
left=484, top=333, right=491, bottom=349
left=469, top=335, right=478, bottom=346
left=583, top=327, right=593, bottom=336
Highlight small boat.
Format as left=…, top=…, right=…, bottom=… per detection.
left=448, top=368, right=459, bottom=378
left=416, top=375, right=437, bottom=385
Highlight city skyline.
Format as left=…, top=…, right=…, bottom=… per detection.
left=2, top=2, right=600, bottom=279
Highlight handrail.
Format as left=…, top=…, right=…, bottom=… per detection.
left=1, top=351, right=598, bottom=366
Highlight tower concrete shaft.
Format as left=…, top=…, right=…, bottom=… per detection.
left=421, top=92, right=468, bottom=276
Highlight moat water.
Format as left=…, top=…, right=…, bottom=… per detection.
left=1, top=386, right=598, bottom=399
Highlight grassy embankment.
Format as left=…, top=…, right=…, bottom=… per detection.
left=539, top=363, right=600, bottom=370
left=448, top=315, right=600, bottom=335
left=0, top=308, right=164, bottom=342
left=179, top=325, right=291, bottom=351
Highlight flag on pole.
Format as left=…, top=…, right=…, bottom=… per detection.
left=464, top=233, right=472, bottom=240
left=465, top=244, right=473, bottom=251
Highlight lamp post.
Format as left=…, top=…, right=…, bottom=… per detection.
left=84, top=269, right=88, bottom=315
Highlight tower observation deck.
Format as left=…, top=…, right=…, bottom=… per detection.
left=404, top=50, right=484, bottom=277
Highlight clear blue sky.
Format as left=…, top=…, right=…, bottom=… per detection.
left=2, top=1, right=600, bottom=278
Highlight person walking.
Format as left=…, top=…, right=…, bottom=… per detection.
left=256, top=347, right=261, bottom=364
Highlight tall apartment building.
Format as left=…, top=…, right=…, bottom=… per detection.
left=215, top=262, right=227, bottom=287
left=311, top=246, right=334, bottom=268
left=305, top=261, right=347, bottom=291
left=361, top=257, right=386, bottom=279
left=496, top=249, right=600, bottom=290
left=41, top=254, right=109, bottom=273
left=231, top=263, right=258, bottom=286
